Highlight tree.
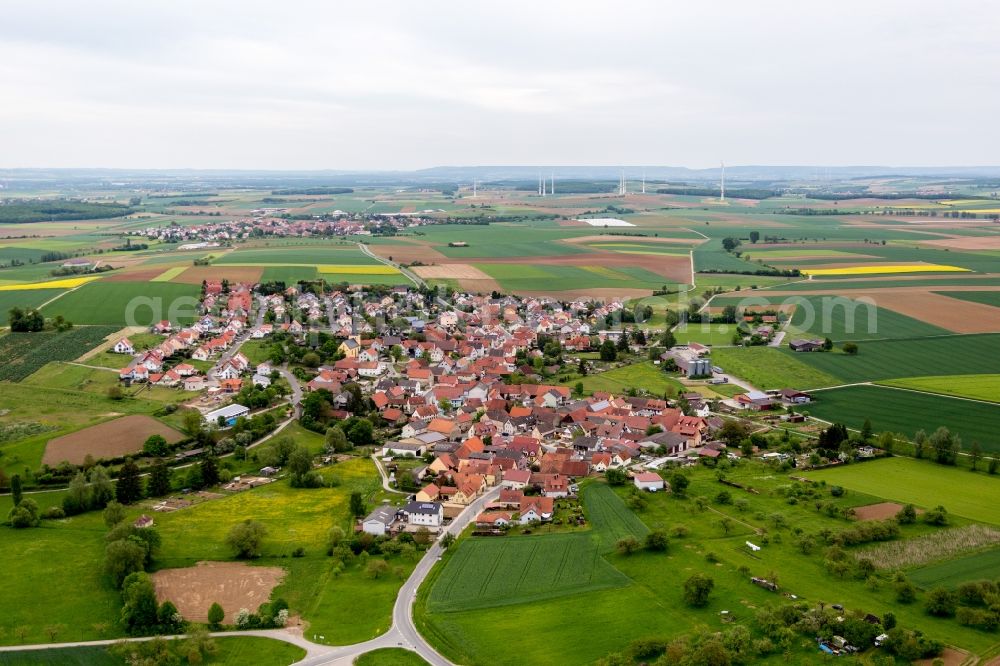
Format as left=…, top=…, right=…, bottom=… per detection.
left=599, top=339, right=617, bottom=362
left=929, top=426, right=960, bottom=466
left=877, top=430, right=896, bottom=455
left=660, top=329, right=677, bottom=349
left=147, top=460, right=172, bottom=497
left=842, top=342, right=859, bottom=355
left=8, top=498, right=39, bottom=528
left=349, top=492, right=367, bottom=517
left=914, top=429, right=928, bottom=459
left=226, top=519, right=267, bottom=559
left=10, top=474, right=22, bottom=507
left=107, top=385, right=125, bottom=401
left=822, top=337, right=833, bottom=351
left=157, top=600, right=182, bottom=632
left=616, top=330, right=630, bottom=352
left=325, top=426, right=350, bottom=453
left=925, top=587, right=957, bottom=617
left=344, top=418, right=374, bottom=447
left=860, top=418, right=873, bottom=443
left=103, top=501, right=127, bottom=528
left=143, top=434, right=168, bottom=457
left=105, top=538, right=148, bottom=588
left=200, top=456, right=220, bottom=487
left=577, top=358, right=588, bottom=376
left=721, top=237, right=740, bottom=252
left=365, top=559, right=390, bottom=579
left=606, top=468, right=627, bottom=486
left=683, top=573, right=715, bottom=607
left=645, top=530, right=669, bottom=552
left=441, top=532, right=456, bottom=549
left=116, top=459, right=144, bottom=505
left=749, top=230, right=760, bottom=244
left=573, top=381, right=584, bottom=397
left=120, top=573, right=160, bottom=633
left=208, top=602, right=225, bottom=629
left=669, top=471, right=690, bottom=496
left=327, top=526, right=346, bottom=552
left=970, top=441, right=983, bottom=471
left=90, top=466, right=115, bottom=508
left=616, top=536, right=641, bottom=555
left=896, top=504, right=917, bottom=525
left=63, top=472, right=91, bottom=515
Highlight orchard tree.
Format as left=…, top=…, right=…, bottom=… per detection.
left=226, top=519, right=267, bottom=558
left=683, top=573, right=715, bottom=607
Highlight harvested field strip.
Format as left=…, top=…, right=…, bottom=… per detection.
left=151, top=266, right=188, bottom=281
left=854, top=525, right=1000, bottom=570
left=0, top=275, right=102, bottom=291
left=802, top=264, right=970, bottom=276
left=411, top=265, right=494, bottom=280
left=43, top=414, right=184, bottom=466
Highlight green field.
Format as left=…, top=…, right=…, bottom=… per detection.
left=214, top=246, right=378, bottom=265
left=261, top=266, right=318, bottom=283
left=562, top=361, right=685, bottom=397
left=806, top=457, right=1000, bottom=524
left=806, top=384, right=1000, bottom=452
left=673, top=322, right=740, bottom=346
left=474, top=262, right=672, bottom=293
left=0, top=326, right=119, bottom=382
left=711, top=293, right=950, bottom=341
left=0, top=290, right=65, bottom=325
left=879, top=374, right=1000, bottom=403
left=787, top=334, right=1000, bottom=385
left=937, top=290, right=1000, bottom=308
left=322, top=271, right=412, bottom=286
left=41, top=282, right=201, bottom=326
left=708, top=346, right=840, bottom=390
left=909, top=548, right=1000, bottom=590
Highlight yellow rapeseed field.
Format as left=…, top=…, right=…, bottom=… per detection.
left=0, top=275, right=103, bottom=291
left=317, top=264, right=399, bottom=275
left=802, top=264, right=970, bottom=276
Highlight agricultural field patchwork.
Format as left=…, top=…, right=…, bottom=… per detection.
left=0, top=326, right=119, bottom=382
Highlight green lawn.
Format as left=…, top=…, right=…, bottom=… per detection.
left=805, top=457, right=1000, bottom=524
left=806, top=384, right=1000, bottom=451
left=708, top=346, right=840, bottom=390
left=562, top=361, right=684, bottom=397
left=673, top=322, right=739, bottom=346
left=41, top=282, right=201, bottom=326
left=879, top=374, right=1000, bottom=403
left=354, top=649, right=430, bottom=666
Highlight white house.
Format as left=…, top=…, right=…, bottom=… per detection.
left=400, top=502, right=443, bottom=529
left=251, top=373, right=272, bottom=388
left=362, top=505, right=397, bottom=536
left=112, top=338, right=135, bottom=354
left=633, top=472, right=666, bottom=492
left=381, top=441, right=427, bottom=458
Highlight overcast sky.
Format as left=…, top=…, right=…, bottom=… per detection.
left=2, top=1, right=998, bottom=170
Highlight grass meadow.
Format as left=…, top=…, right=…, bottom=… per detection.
left=0, top=637, right=305, bottom=666
left=562, top=361, right=685, bottom=397
left=354, top=649, right=430, bottom=666
left=879, top=373, right=1000, bottom=403
left=909, top=548, right=1000, bottom=590
left=806, top=457, right=1000, bottom=524
left=708, top=346, right=840, bottom=390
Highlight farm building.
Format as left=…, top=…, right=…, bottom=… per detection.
left=204, top=404, right=250, bottom=427
left=737, top=391, right=774, bottom=411
left=633, top=472, right=665, bottom=492
left=788, top=338, right=824, bottom=352
left=663, top=348, right=711, bottom=376
left=381, top=441, right=427, bottom=458
left=779, top=389, right=812, bottom=404
left=362, top=505, right=397, bottom=536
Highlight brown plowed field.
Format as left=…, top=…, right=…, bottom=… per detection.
left=43, top=415, right=184, bottom=466
left=369, top=243, right=448, bottom=265
left=922, top=235, right=1000, bottom=250
left=472, top=252, right=692, bottom=283
left=172, top=265, right=264, bottom=285
left=412, top=264, right=494, bottom=280
left=152, top=561, right=285, bottom=623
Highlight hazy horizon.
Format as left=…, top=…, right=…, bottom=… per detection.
left=3, top=1, right=998, bottom=170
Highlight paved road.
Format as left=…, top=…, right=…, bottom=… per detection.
left=371, top=454, right=409, bottom=495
